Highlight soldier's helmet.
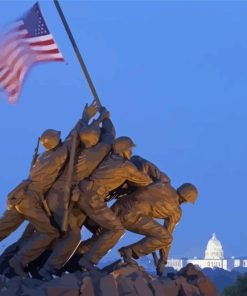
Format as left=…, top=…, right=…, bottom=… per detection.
left=177, top=183, right=198, bottom=204
left=40, top=129, right=61, bottom=150
left=79, top=126, right=101, bottom=148
left=113, top=137, right=136, bottom=154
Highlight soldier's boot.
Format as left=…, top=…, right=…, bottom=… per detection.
left=79, top=257, right=98, bottom=272
left=9, top=256, right=28, bottom=278
left=38, top=266, right=60, bottom=281
left=118, top=247, right=138, bottom=266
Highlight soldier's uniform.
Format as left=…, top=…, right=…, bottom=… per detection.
left=131, top=155, right=171, bottom=185
left=115, top=181, right=181, bottom=262
left=77, top=157, right=197, bottom=268
left=0, top=140, right=67, bottom=269
left=77, top=151, right=152, bottom=267
left=0, top=117, right=88, bottom=274
left=39, top=117, right=116, bottom=275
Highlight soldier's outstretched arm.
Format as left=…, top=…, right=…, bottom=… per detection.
left=158, top=208, right=182, bottom=265
left=166, top=207, right=182, bottom=234
left=131, top=155, right=171, bottom=183
left=125, top=162, right=152, bottom=187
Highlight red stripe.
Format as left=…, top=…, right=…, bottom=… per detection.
left=53, top=57, right=64, bottom=62
left=8, top=83, right=21, bottom=103
left=1, top=35, right=30, bottom=64
left=0, top=69, right=11, bottom=84
left=3, top=64, right=25, bottom=91
left=34, top=49, right=60, bottom=55
left=28, top=39, right=55, bottom=46
left=0, top=50, right=31, bottom=88
left=4, top=47, right=33, bottom=76
left=9, top=85, right=19, bottom=96
left=35, top=55, right=64, bottom=62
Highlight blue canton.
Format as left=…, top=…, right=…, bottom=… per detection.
left=22, top=2, right=50, bottom=37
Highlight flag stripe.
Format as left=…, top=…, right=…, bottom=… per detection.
left=30, top=44, right=58, bottom=51
left=0, top=3, right=64, bottom=103
left=29, top=39, right=55, bottom=46
left=25, top=34, right=55, bottom=43
left=1, top=57, right=30, bottom=89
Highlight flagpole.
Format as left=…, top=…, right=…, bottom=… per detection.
left=53, top=0, right=102, bottom=107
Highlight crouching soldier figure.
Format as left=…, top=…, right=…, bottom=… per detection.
left=116, top=182, right=198, bottom=272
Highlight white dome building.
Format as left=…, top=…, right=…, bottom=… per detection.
left=167, top=233, right=247, bottom=271
left=205, top=233, right=224, bottom=259
left=185, top=233, right=227, bottom=269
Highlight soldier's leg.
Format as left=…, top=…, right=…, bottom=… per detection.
left=0, top=222, right=34, bottom=275
left=38, top=208, right=86, bottom=280
left=77, top=235, right=98, bottom=255
left=39, top=227, right=81, bottom=279
left=78, top=194, right=125, bottom=266
left=61, top=218, right=100, bottom=273
left=0, top=209, right=24, bottom=241
left=0, top=238, right=26, bottom=274
left=119, top=216, right=172, bottom=261
left=11, top=195, right=60, bottom=267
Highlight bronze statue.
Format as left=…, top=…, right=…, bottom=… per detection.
left=0, top=99, right=199, bottom=281
left=0, top=102, right=98, bottom=277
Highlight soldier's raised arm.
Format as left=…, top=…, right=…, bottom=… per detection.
left=91, top=107, right=116, bottom=145
left=73, top=107, right=115, bottom=182
left=63, top=100, right=99, bottom=150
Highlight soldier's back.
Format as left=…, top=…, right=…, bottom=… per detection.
left=29, top=145, right=68, bottom=193
left=128, top=181, right=180, bottom=219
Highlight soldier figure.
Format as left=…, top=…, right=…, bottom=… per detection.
left=76, top=138, right=152, bottom=271
left=116, top=182, right=198, bottom=274
left=0, top=102, right=98, bottom=277
left=38, top=106, right=116, bottom=280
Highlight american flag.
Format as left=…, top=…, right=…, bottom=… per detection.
left=0, top=2, right=64, bottom=104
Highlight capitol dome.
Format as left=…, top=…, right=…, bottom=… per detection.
left=204, top=233, right=224, bottom=259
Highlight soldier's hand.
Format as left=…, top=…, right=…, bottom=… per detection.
left=71, top=186, right=81, bottom=202
left=82, top=100, right=99, bottom=120
left=8, top=187, right=25, bottom=200
left=7, top=199, right=14, bottom=210
left=156, top=259, right=166, bottom=277
left=99, top=107, right=110, bottom=120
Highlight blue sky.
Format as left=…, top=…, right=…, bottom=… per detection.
left=0, top=0, right=247, bottom=260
